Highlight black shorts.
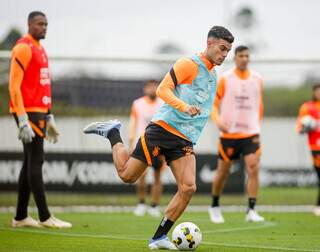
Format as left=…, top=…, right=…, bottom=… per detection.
left=132, top=123, right=194, bottom=168
left=14, top=112, right=47, bottom=138
left=218, top=134, right=261, bottom=162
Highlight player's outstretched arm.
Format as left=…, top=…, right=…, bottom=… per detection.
left=157, top=58, right=201, bottom=117
left=211, top=77, right=228, bottom=132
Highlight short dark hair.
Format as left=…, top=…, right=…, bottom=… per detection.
left=208, top=26, right=234, bottom=44
left=313, top=84, right=320, bottom=91
left=28, top=11, right=46, bottom=22
left=235, top=45, right=249, bottom=55
left=144, top=79, right=158, bottom=87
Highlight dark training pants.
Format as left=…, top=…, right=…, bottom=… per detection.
left=14, top=113, right=50, bottom=222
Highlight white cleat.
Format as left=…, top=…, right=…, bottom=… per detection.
left=149, top=235, right=178, bottom=250
left=313, top=206, right=320, bottom=216
left=246, top=209, right=265, bottom=222
left=208, top=207, right=225, bottom=224
left=39, top=216, right=72, bottom=229
left=134, top=203, right=147, bottom=216
left=83, top=120, right=122, bottom=138
left=12, top=216, right=41, bottom=228
left=148, top=206, right=161, bottom=218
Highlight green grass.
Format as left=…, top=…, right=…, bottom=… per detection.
left=0, top=187, right=319, bottom=251
left=0, top=212, right=319, bottom=252
left=0, top=187, right=317, bottom=207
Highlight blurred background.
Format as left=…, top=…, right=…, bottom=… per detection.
left=1, top=0, right=320, bottom=206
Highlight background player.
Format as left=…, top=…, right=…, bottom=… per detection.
left=297, top=84, right=320, bottom=216
left=84, top=26, right=234, bottom=249
left=129, top=80, right=165, bottom=217
left=9, top=11, right=71, bottom=228
left=208, top=45, right=264, bottom=223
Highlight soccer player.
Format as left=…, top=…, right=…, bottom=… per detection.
left=129, top=80, right=165, bottom=217
left=84, top=26, right=234, bottom=249
left=9, top=11, right=71, bottom=228
left=297, top=84, right=320, bottom=216
left=208, top=45, right=264, bottom=223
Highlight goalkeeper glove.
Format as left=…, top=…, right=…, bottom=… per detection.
left=18, top=114, right=35, bottom=143
left=46, top=114, right=59, bottom=143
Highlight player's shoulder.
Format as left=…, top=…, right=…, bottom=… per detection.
left=12, top=42, right=31, bottom=55
left=133, top=96, right=145, bottom=105
left=249, top=69, right=263, bottom=80
left=299, top=101, right=313, bottom=111
left=221, top=69, right=234, bottom=78
left=303, top=100, right=314, bottom=107
left=174, top=57, right=199, bottom=70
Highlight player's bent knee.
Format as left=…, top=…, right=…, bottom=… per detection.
left=247, top=165, right=259, bottom=177
left=179, top=183, right=197, bottom=197
left=119, top=173, right=138, bottom=184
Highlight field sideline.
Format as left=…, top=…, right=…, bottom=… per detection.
left=0, top=187, right=318, bottom=207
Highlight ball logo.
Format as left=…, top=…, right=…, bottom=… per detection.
left=173, top=237, right=182, bottom=246
left=182, top=227, right=196, bottom=249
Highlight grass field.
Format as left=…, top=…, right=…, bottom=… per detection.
left=1, top=187, right=320, bottom=252
left=0, top=212, right=319, bottom=252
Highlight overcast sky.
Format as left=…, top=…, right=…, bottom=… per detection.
left=1, top=0, right=320, bottom=59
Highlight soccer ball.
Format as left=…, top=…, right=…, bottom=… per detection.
left=301, top=115, right=317, bottom=133
left=172, top=222, right=202, bottom=250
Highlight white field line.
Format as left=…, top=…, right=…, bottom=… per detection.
left=0, top=227, right=318, bottom=252
left=0, top=205, right=315, bottom=214
left=202, top=221, right=277, bottom=234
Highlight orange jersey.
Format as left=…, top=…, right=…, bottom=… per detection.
left=212, top=68, right=263, bottom=139
left=297, top=101, right=320, bottom=150
left=154, top=53, right=214, bottom=141
left=9, top=34, right=51, bottom=115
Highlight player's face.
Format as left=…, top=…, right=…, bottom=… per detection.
left=234, top=50, right=250, bottom=71
left=144, top=83, right=158, bottom=100
left=206, top=38, right=232, bottom=65
left=314, top=88, right=320, bottom=101
left=28, top=15, right=48, bottom=40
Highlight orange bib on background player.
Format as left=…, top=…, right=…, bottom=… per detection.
left=9, top=36, right=51, bottom=111
left=304, top=102, right=320, bottom=149
left=220, top=69, right=262, bottom=135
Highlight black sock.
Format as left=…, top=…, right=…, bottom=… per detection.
left=152, top=217, right=174, bottom=240
left=317, top=187, right=320, bottom=206
left=151, top=203, right=157, bottom=208
left=211, top=195, right=220, bottom=207
left=139, top=199, right=145, bottom=204
left=248, top=198, right=256, bottom=210
left=107, top=128, right=123, bottom=147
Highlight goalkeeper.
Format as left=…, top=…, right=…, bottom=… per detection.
left=9, top=11, right=71, bottom=228
left=297, top=84, right=320, bottom=216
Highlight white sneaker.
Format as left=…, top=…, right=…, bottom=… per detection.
left=149, top=235, right=177, bottom=250
left=39, top=216, right=72, bottom=228
left=246, top=209, right=265, bottom=222
left=208, top=207, right=225, bottom=224
left=12, top=216, right=41, bottom=228
left=134, top=203, right=147, bottom=216
left=148, top=206, right=161, bottom=218
left=313, top=206, right=320, bottom=216
left=83, top=120, right=122, bottom=138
